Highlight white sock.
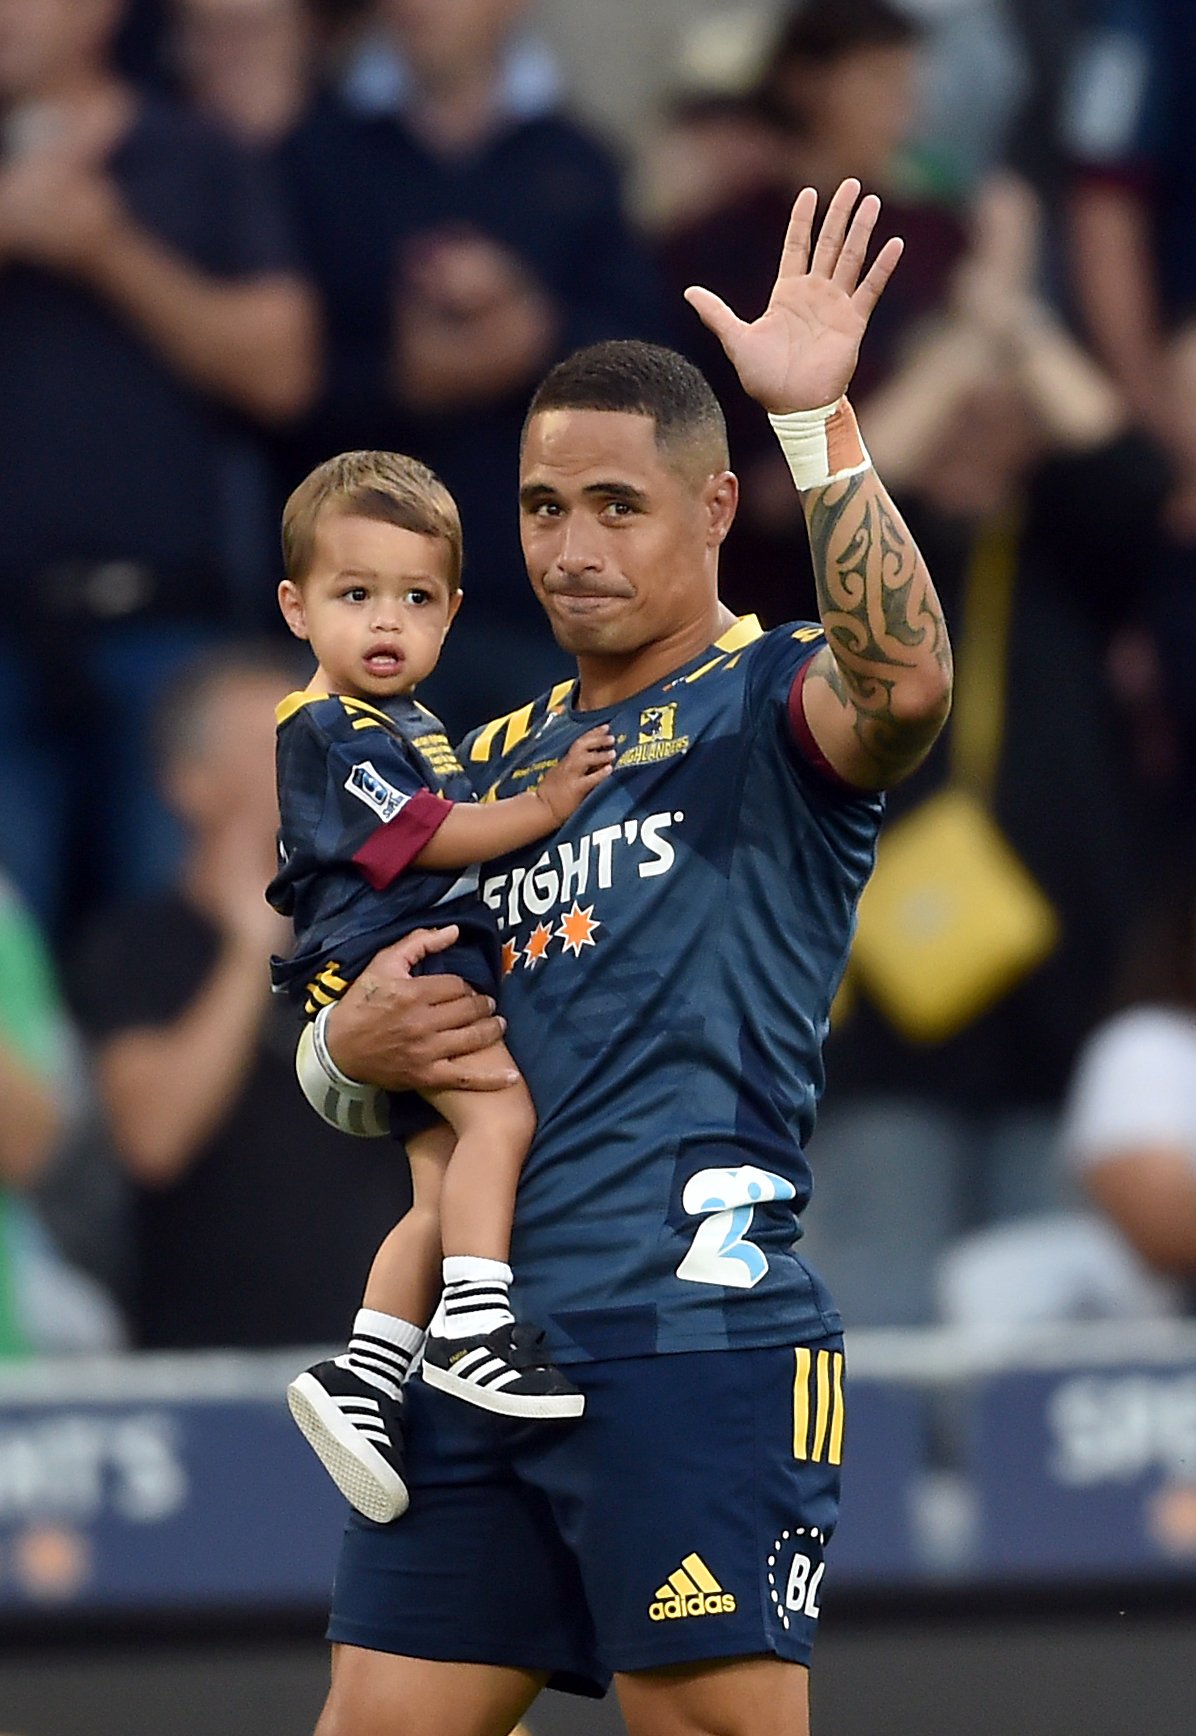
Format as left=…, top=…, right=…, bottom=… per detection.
left=440, top=1256, right=514, bottom=1340
left=339, top=1308, right=425, bottom=1400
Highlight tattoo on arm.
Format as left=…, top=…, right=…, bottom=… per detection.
left=803, top=470, right=951, bottom=780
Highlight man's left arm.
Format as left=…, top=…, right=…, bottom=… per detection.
left=686, top=179, right=953, bottom=790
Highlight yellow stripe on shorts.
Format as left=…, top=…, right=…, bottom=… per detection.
left=793, top=1348, right=845, bottom=1465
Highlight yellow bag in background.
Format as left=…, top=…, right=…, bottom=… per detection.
left=847, top=511, right=1059, bottom=1044
left=851, top=786, right=1058, bottom=1043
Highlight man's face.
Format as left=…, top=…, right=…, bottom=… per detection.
left=0, top=0, right=117, bottom=105
left=379, top=0, right=524, bottom=88
left=278, top=510, right=461, bottom=701
left=519, top=409, right=731, bottom=661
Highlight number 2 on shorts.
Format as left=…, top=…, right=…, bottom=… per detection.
left=675, top=1166, right=797, bottom=1288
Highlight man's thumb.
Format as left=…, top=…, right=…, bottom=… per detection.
left=377, top=924, right=460, bottom=975
left=684, top=285, right=743, bottom=352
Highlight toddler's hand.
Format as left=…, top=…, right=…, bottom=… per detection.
left=534, top=726, right=615, bottom=825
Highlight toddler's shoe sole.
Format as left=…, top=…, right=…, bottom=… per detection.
left=287, top=1372, right=409, bottom=1523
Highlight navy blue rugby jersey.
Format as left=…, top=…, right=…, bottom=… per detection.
left=459, top=616, right=884, bottom=1362
left=268, top=690, right=498, bottom=1012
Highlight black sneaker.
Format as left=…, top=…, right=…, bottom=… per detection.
left=421, top=1322, right=585, bottom=1420
left=287, top=1359, right=409, bottom=1522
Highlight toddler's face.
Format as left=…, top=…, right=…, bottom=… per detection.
left=278, top=510, right=461, bottom=700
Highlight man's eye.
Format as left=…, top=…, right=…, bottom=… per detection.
left=533, top=502, right=562, bottom=519
left=605, top=501, right=634, bottom=519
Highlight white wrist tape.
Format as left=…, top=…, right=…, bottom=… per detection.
left=768, top=397, right=871, bottom=492
left=296, top=1005, right=390, bottom=1138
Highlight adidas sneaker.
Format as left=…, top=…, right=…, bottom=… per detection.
left=287, top=1359, right=409, bottom=1523
left=421, top=1322, right=585, bottom=1420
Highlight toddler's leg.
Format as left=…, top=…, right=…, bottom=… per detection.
left=419, top=1053, right=584, bottom=1422
left=288, top=1122, right=455, bottom=1522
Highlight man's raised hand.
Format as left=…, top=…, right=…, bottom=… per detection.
left=684, top=179, right=904, bottom=414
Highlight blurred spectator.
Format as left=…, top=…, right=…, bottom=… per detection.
left=1064, top=0, right=1196, bottom=445
left=799, top=178, right=1173, bottom=1327
left=635, top=8, right=783, bottom=237
left=662, top=0, right=967, bottom=624
left=1059, top=874, right=1196, bottom=1297
left=0, top=870, right=123, bottom=1355
left=280, top=0, right=668, bottom=736
left=71, top=647, right=411, bottom=1350
left=0, top=0, right=318, bottom=935
left=172, top=0, right=318, bottom=148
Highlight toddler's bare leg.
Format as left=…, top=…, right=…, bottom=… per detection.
left=362, top=1121, right=454, bottom=1327
left=426, top=1046, right=536, bottom=1262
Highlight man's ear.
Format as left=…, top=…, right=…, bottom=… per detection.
left=278, top=579, right=309, bottom=641
left=703, top=470, right=739, bottom=547
left=443, top=588, right=464, bottom=639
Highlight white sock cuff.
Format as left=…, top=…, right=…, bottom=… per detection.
left=442, top=1256, right=513, bottom=1287
left=352, top=1308, right=425, bottom=1356
left=768, top=396, right=871, bottom=492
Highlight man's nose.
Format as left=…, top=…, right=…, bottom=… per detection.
left=556, top=517, right=602, bottom=575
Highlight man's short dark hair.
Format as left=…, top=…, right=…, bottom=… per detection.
left=523, top=340, right=730, bottom=480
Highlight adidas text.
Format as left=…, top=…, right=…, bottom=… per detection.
left=649, top=1590, right=737, bottom=1622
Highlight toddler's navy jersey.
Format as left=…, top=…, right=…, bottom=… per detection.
left=460, top=617, right=883, bottom=1362
left=269, top=691, right=498, bottom=1011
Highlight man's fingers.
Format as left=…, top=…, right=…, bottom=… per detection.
left=683, top=285, right=745, bottom=354
left=426, top=1052, right=522, bottom=1093
left=369, top=925, right=460, bottom=977
left=417, top=985, right=501, bottom=1033
left=831, top=192, right=882, bottom=293
left=810, top=177, right=861, bottom=279
left=852, top=235, right=905, bottom=318
left=776, top=185, right=818, bottom=280
left=426, top=1020, right=515, bottom=1076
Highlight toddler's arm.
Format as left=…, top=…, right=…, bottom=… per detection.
left=412, top=726, right=614, bottom=871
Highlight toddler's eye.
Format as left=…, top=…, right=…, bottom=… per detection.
left=404, top=588, right=432, bottom=606
left=342, top=586, right=368, bottom=603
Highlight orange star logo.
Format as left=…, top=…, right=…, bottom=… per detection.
left=500, top=937, right=519, bottom=977
left=555, top=901, right=601, bottom=958
left=523, top=921, right=554, bottom=967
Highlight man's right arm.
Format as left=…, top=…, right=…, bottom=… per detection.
left=319, top=927, right=515, bottom=1096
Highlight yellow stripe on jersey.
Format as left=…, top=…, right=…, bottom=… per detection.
left=792, top=625, right=823, bottom=643
left=502, top=702, right=535, bottom=755
left=469, top=711, right=514, bottom=763
left=793, top=1347, right=844, bottom=1464
left=339, top=696, right=394, bottom=725
left=275, top=690, right=330, bottom=725
left=547, top=677, right=576, bottom=712
left=714, top=613, right=764, bottom=653
left=351, top=717, right=384, bottom=730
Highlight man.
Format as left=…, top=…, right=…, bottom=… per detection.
left=72, top=648, right=411, bottom=1349
left=279, top=0, right=667, bottom=734
left=300, top=182, right=951, bottom=1735
left=0, top=0, right=317, bottom=930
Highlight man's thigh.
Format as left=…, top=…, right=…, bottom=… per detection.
left=616, top=1655, right=809, bottom=1736
left=520, top=1341, right=844, bottom=1678
left=315, top=1644, right=543, bottom=1736
left=325, top=1378, right=607, bottom=1698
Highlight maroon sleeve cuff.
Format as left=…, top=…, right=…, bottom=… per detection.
left=785, top=656, right=856, bottom=794
left=353, top=789, right=453, bottom=890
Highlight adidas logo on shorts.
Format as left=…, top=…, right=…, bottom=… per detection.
left=647, top=1554, right=737, bottom=1622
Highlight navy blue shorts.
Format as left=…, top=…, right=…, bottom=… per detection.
left=327, top=1339, right=845, bottom=1695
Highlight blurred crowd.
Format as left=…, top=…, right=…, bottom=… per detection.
left=3, top=0, right=1196, bottom=1356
